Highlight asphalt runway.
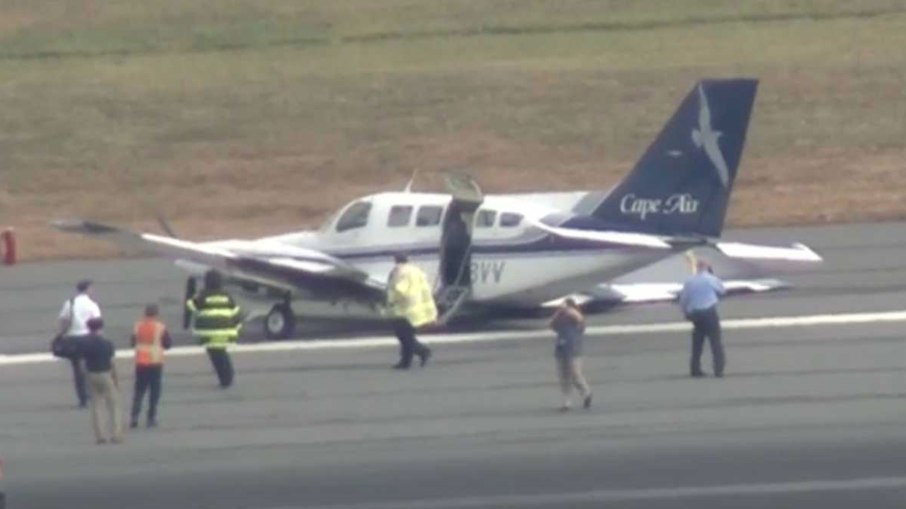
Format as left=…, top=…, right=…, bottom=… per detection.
left=3, top=220, right=906, bottom=353
left=1, top=222, right=905, bottom=508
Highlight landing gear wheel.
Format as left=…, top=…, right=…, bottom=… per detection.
left=264, top=303, right=296, bottom=340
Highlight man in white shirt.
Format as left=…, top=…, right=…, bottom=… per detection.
left=58, top=279, right=102, bottom=408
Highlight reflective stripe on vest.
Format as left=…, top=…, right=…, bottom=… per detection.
left=201, top=335, right=233, bottom=349
left=188, top=291, right=242, bottom=340
left=134, top=319, right=165, bottom=365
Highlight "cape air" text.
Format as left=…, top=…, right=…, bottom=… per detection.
left=619, top=193, right=700, bottom=220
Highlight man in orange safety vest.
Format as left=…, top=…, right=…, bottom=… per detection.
left=129, top=303, right=172, bottom=429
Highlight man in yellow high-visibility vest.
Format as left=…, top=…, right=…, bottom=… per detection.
left=187, top=270, right=242, bottom=387
left=387, top=253, right=437, bottom=370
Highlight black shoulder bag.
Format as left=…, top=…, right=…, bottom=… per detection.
left=51, top=298, right=77, bottom=359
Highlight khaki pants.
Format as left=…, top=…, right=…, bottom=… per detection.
left=87, top=372, right=123, bottom=443
left=555, top=356, right=591, bottom=406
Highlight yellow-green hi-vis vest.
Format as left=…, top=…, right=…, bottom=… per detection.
left=187, top=291, right=242, bottom=349
left=388, top=263, right=438, bottom=328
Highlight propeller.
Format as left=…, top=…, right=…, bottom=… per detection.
left=156, top=213, right=178, bottom=238
left=129, top=170, right=193, bottom=327
left=183, top=276, right=197, bottom=330
left=124, top=165, right=180, bottom=239
left=403, top=169, right=419, bottom=193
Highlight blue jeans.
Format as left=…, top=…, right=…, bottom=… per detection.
left=688, top=306, right=725, bottom=376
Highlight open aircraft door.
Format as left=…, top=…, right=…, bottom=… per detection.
left=436, top=172, right=483, bottom=323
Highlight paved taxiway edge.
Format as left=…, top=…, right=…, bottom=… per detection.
left=2, top=308, right=904, bottom=367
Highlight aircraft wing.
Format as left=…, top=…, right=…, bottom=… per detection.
left=543, top=279, right=788, bottom=308
left=52, top=219, right=387, bottom=303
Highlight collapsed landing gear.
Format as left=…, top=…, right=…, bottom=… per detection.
left=264, top=302, right=297, bottom=340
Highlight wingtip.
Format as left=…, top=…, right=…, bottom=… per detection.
left=49, top=218, right=120, bottom=235
left=50, top=218, right=85, bottom=231
left=792, top=242, right=823, bottom=262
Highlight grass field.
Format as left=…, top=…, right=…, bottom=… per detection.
left=1, top=0, right=905, bottom=260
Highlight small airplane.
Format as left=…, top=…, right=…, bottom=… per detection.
left=55, top=78, right=821, bottom=339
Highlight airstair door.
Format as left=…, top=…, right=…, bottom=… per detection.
left=435, top=172, right=483, bottom=323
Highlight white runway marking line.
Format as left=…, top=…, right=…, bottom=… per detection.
left=267, top=475, right=906, bottom=509
left=2, top=309, right=906, bottom=367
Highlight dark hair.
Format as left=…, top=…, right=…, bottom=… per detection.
left=204, top=270, right=223, bottom=290
left=76, top=279, right=93, bottom=292
left=393, top=252, right=409, bottom=264
left=87, top=317, right=104, bottom=331
left=144, top=303, right=160, bottom=317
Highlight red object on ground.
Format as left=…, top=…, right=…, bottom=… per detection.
left=2, top=228, right=15, bottom=265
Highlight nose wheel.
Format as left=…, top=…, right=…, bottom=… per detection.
left=264, top=303, right=296, bottom=339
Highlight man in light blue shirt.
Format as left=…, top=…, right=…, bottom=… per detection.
left=678, top=260, right=726, bottom=377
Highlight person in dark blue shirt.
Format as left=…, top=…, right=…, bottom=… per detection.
left=678, top=260, right=726, bottom=378
left=80, top=318, right=123, bottom=444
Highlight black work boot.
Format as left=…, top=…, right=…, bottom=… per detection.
left=418, top=347, right=432, bottom=367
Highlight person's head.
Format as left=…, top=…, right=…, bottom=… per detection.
left=76, top=279, right=93, bottom=294
left=204, top=269, right=223, bottom=291
left=564, top=297, right=579, bottom=309
left=87, top=317, right=104, bottom=333
left=393, top=252, right=409, bottom=265
left=144, top=303, right=160, bottom=318
left=695, top=260, right=711, bottom=274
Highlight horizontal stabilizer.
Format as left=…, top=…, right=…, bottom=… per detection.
left=609, top=279, right=787, bottom=303
left=543, top=278, right=788, bottom=308
left=713, top=242, right=821, bottom=262
left=530, top=219, right=671, bottom=249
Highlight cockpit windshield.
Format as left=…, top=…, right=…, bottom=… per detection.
left=335, top=201, right=372, bottom=232
left=318, top=211, right=339, bottom=232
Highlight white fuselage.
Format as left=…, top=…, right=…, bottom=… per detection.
left=253, top=191, right=674, bottom=307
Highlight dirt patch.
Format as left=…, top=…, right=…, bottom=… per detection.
left=0, top=10, right=38, bottom=35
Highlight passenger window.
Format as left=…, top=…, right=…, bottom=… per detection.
left=335, top=201, right=372, bottom=232
left=416, top=205, right=443, bottom=227
left=475, top=210, right=497, bottom=228
left=387, top=205, right=413, bottom=227
left=499, top=212, right=523, bottom=228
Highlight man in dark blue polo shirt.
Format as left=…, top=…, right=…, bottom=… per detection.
left=80, top=318, right=123, bottom=444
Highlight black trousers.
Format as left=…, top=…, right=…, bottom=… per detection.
left=69, top=357, right=88, bottom=406
left=689, top=306, right=725, bottom=376
left=393, top=319, right=429, bottom=368
left=131, top=365, right=163, bottom=422
left=206, top=348, right=234, bottom=387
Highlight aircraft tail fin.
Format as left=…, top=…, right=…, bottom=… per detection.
left=589, top=78, right=758, bottom=238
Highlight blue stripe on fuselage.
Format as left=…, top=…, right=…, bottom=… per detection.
left=323, top=232, right=660, bottom=264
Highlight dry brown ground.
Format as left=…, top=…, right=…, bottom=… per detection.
left=1, top=2, right=905, bottom=261
left=8, top=138, right=905, bottom=262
